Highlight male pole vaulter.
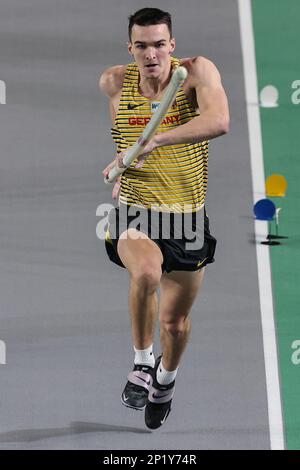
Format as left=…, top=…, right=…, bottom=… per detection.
left=100, top=7, right=229, bottom=429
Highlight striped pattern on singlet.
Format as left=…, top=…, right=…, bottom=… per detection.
left=111, top=57, right=209, bottom=213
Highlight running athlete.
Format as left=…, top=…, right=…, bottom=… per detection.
left=100, top=7, right=229, bottom=429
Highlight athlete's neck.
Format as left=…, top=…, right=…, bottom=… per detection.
left=138, top=63, right=172, bottom=100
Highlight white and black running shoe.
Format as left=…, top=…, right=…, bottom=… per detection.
left=145, top=355, right=175, bottom=429
left=121, top=364, right=153, bottom=411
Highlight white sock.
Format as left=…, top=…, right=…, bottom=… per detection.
left=134, top=344, right=155, bottom=368
left=156, top=358, right=178, bottom=385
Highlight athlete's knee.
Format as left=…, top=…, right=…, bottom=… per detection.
left=131, top=265, right=162, bottom=293
left=160, top=316, right=191, bottom=338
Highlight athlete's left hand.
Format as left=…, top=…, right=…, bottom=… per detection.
left=134, top=137, right=158, bottom=168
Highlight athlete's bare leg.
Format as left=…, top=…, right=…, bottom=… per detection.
left=159, top=268, right=205, bottom=371
left=117, top=228, right=164, bottom=350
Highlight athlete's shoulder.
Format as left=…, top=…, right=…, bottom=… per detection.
left=99, top=65, right=126, bottom=97
left=180, top=56, right=221, bottom=86
left=180, top=56, right=218, bottom=72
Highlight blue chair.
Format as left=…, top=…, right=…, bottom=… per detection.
left=253, top=198, right=281, bottom=245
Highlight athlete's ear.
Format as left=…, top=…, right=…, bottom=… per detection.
left=169, top=37, right=176, bottom=54
left=127, top=41, right=133, bottom=55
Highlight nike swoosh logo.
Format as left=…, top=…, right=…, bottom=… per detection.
left=138, top=377, right=151, bottom=386
left=127, top=102, right=146, bottom=110
left=160, top=410, right=169, bottom=425
left=197, top=257, right=208, bottom=267
left=123, top=395, right=129, bottom=402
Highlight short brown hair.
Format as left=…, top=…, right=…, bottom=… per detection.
left=128, top=8, right=172, bottom=41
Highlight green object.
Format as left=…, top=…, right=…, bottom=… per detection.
left=252, top=0, right=300, bottom=450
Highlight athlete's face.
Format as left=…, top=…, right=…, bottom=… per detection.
left=128, top=24, right=175, bottom=78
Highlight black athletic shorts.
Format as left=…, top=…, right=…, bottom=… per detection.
left=104, top=204, right=217, bottom=273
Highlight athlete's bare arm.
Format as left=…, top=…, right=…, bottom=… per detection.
left=99, top=66, right=126, bottom=198
left=133, top=56, right=229, bottom=167
left=99, top=65, right=125, bottom=122
left=153, top=56, right=230, bottom=148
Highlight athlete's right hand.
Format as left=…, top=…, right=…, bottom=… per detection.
left=102, top=154, right=125, bottom=200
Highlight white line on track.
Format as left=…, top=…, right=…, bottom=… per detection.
left=238, top=0, right=285, bottom=450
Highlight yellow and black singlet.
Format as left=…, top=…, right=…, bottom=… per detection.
left=111, top=57, right=209, bottom=213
